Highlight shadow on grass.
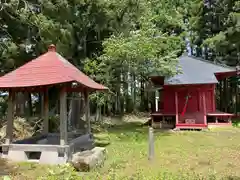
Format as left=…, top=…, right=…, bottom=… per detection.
left=206, top=176, right=240, bottom=180
left=93, top=137, right=111, bottom=148
left=106, top=121, right=172, bottom=135
left=93, top=121, right=172, bottom=147
left=225, top=176, right=240, bottom=180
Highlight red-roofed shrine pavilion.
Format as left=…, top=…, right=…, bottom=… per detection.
left=0, top=45, right=108, bottom=164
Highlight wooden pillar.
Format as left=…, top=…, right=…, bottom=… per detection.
left=41, top=93, right=44, bottom=117
left=5, top=90, right=15, bottom=145
left=43, top=89, right=49, bottom=134
left=228, top=117, right=232, bottom=124
left=84, top=90, right=90, bottom=134
left=60, top=86, right=67, bottom=146
left=215, top=117, right=218, bottom=123
left=148, top=127, right=154, bottom=161
left=155, top=89, right=159, bottom=112
left=175, top=91, right=179, bottom=125
left=202, top=92, right=207, bottom=125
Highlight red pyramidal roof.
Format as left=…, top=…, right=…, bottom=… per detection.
left=0, top=45, right=108, bottom=90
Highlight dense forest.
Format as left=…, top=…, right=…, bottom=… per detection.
left=0, top=0, right=239, bottom=120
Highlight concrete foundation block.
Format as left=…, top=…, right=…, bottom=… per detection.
left=40, top=151, right=61, bottom=165
left=7, top=150, right=28, bottom=162
left=57, top=156, right=68, bottom=164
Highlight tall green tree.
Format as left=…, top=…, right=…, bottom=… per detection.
left=0, top=0, right=191, bottom=117
left=84, top=0, right=186, bottom=114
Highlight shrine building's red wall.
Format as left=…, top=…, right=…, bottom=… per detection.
left=162, top=84, right=216, bottom=114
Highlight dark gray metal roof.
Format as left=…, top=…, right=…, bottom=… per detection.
left=165, top=55, right=236, bottom=85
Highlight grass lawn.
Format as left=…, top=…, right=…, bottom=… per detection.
left=3, top=121, right=240, bottom=180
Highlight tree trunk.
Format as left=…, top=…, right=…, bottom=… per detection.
left=132, top=74, right=137, bottom=112
left=115, top=72, right=121, bottom=114
left=140, top=76, right=145, bottom=111
left=95, top=105, right=101, bottom=122
left=124, top=72, right=130, bottom=113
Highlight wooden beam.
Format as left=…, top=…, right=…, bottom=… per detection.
left=66, top=86, right=84, bottom=93
left=5, top=90, right=15, bottom=144
left=148, top=127, right=154, bottom=161
left=60, top=86, right=68, bottom=145
left=43, top=89, right=49, bottom=134
left=84, top=90, right=90, bottom=134
left=175, top=91, right=178, bottom=124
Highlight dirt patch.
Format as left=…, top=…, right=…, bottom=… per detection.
left=0, top=158, right=18, bottom=176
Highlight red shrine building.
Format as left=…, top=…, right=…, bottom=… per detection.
left=150, top=55, right=238, bottom=130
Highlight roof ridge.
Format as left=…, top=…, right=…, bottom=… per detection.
left=55, top=53, right=92, bottom=79
left=185, top=55, right=236, bottom=70
left=55, top=53, right=102, bottom=89
left=54, top=53, right=86, bottom=84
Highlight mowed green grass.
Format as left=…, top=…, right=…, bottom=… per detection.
left=5, top=122, right=240, bottom=180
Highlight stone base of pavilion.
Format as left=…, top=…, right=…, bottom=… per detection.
left=1, top=132, right=94, bottom=164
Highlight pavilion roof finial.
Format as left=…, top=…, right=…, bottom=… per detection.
left=48, top=44, right=56, bottom=52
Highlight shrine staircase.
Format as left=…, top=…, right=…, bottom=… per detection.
left=176, top=112, right=207, bottom=130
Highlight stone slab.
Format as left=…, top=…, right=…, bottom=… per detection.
left=71, top=147, right=106, bottom=172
